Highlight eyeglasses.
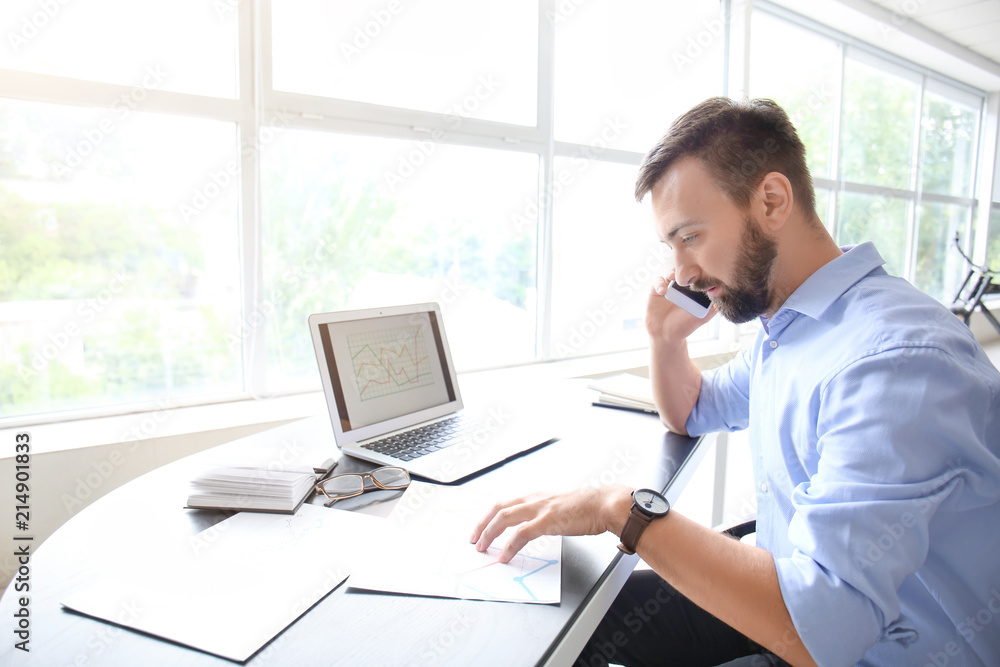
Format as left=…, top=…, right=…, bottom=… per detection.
left=315, top=466, right=411, bottom=507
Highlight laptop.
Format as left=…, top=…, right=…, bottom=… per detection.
left=308, top=303, right=556, bottom=483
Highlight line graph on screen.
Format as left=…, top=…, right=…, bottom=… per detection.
left=348, top=325, right=434, bottom=401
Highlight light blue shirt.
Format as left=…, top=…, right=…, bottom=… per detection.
left=687, top=242, right=1000, bottom=666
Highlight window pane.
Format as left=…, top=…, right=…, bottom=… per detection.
left=261, top=129, right=538, bottom=387
left=920, top=91, right=978, bottom=198
left=0, top=0, right=238, bottom=98
left=0, top=100, right=242, bottom=419
left=550, top=159, right=697, bottom=358
left=987, top=205, right=1000, bottom=272
left=913, top=202, right=971, bottom=301
left=840, top=56, right=918, bottom=189
left=554, top=0, right=723, bottom=153
left=272, top=0, right=537, bottom=126
left=836, top=191, right=908, bottom=277
left=749, top=12, right=839, bottom=180
left=815, top=188, right=831, bottom=230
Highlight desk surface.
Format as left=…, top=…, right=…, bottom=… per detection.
left=0, top=381, right=705, bottom=666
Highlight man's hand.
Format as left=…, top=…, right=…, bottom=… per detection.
left=470, top=486, right=633, bottom=563
left=646, top=273, right=717, bottom=342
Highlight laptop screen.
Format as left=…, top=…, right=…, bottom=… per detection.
left=317, top=309, right=458, bottom=433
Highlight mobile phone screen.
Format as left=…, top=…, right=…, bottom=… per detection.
left=669, top=282, right=711, bottom=308
left=665, top=281, right=711, bottom=318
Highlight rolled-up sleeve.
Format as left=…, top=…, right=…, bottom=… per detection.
left=686, top=347, right=754, bottom=437
left=773, top=345, right=1000, bottom=665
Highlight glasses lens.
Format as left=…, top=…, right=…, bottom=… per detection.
left=372, top=467, right=409, bottom=488
left=322, top=474, right=364, bottom=496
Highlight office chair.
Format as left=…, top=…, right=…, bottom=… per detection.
left=717, top=516, right=757, bottom=540
left=949, top=233, right=1000, bottom=336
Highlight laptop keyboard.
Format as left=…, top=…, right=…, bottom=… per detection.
left=361, top=415, right=491, bottom=462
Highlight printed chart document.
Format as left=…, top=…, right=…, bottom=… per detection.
left=61, top=504, right=382, bottom=662
left=348, top=481, right=562, bottom=604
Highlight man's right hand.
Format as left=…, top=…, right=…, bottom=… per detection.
left=646, top=273, right=714, bottom=434
left=646, top=273, right=717, bottom=343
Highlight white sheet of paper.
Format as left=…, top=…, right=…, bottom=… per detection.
left=61, top=504, right=382, bottom=662
left=348, top=481, right=561, bottom=604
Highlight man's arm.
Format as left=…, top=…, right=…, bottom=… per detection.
left=470, top=486, right=818, bottom=667
left=647, top=276, right=715, bottom=434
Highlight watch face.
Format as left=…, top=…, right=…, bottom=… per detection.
left=634, top=489, right=669, bottom=516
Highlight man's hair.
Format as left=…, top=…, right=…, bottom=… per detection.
left=635, top=97, right=816, bottom=217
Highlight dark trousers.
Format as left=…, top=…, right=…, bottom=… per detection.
left=574, top=569, right=793, bottom=667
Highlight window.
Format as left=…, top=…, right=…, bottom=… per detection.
left=749, top=11, right=839, bottom=182
left=986, top=133, right=1000, bottom=273
left=554, top=1, right=724, bottom=153
left=749, top=6, right=986, bottom=303
left=260, top=130, right=539, bottom=384
left=0, top=0, right=238, bottom=98
left=271, top=0, right=538, bottom=126
left=0, top=99, right=242, bottom=420
left=549, top=159, right=662, bottom=358
left=0, top=0, right=725, bottom=424
left=988, top=206, right=1000, bottom=271
left=551, top=0, right=724, bottom=355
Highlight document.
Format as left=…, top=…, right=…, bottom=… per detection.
left=61, top=504, right=382, bottom=662
left=348, top=481, right=562, bottom=604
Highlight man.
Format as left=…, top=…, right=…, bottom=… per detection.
left=471, top=98, right=1000, bottom=666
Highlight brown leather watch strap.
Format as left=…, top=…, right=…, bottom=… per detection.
left=617, top=505, right=653, bottom=555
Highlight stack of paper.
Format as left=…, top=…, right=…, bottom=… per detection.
left=186, top=465, right=319, bottom=514
left=587, top=373, right=658, bottom=414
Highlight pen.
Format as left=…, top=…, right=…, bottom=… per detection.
left=591, top=401, right=658, bottom=416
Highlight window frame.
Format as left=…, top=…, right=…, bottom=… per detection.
left=0, top=0, right=687, bottom=427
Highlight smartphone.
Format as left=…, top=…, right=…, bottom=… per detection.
left=665, top=281, right=711, bottom=318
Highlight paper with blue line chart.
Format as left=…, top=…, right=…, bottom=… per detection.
left=347, top=481, right=562, bottom=604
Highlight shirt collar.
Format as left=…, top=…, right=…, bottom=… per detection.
left=769, top=241, right=886, bottom=322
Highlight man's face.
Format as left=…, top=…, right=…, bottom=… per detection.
left=651, top=157, right=778, bottom=323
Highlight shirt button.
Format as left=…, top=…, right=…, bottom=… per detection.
left=769, top=340, right=778, bottom=349
left=760, top=482, right=769, bottom=493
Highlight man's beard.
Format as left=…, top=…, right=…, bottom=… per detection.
left=692, top=216, right=777, bottom=324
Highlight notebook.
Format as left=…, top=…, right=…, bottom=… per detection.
left=308, top=303, right=556, bottom=483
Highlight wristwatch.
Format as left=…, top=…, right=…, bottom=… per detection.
left=617, top=488, right=670, bottom=555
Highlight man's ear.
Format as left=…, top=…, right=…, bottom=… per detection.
left=755, top=172, right=793, bottom=231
